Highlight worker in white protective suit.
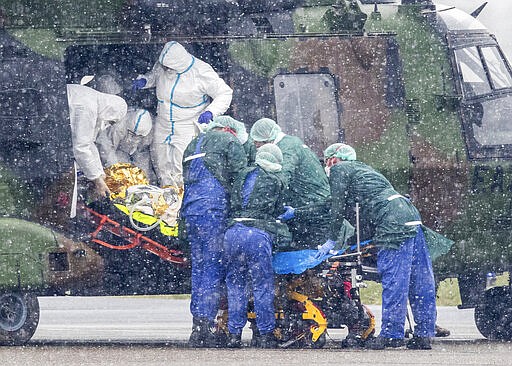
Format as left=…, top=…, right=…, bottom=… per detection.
left=132, top=41, right=233, bottom=187
left=96, top=108, right=156, bottom=182
left=67, top=84, right=128, bottom=198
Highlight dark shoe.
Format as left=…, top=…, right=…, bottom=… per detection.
left=250, top=326, right=261, bottom=347
left=435, top=324, right=450, bottom=337
left=188, top=317, right=204, bottom=347
left=226, top=333, right=242, bottom=348
left=341, top=333, right=364, bottom=348
left=202, top=323, right=217, bottom=348
left=406, top=336, right=432, bottom=350
left=188, top=317, right=216, bottom=348
left=259, top=332, right=278, bottom=349
left=365, top=336, right=405, bottom=350
left=215, top=331, right=228, bottom=348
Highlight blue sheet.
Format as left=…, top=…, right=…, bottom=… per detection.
left=272, top=250, right=332, bottom=275
left=272, top=240, right=372, bottom=275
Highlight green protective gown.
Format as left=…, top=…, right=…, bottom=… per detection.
left=327, top=161, right=420, bottom=249
left=276, top=135, right=330, bottom=207
left=228, top=166, right=292, bottom=250
left=243, top=137, right=257, bottom=166
left=274, top=135, right=331, bottom=249
left=182, top=129, right=247, bottom=191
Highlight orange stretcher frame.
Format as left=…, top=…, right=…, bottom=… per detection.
left=85, top=206, right=188, bottom=266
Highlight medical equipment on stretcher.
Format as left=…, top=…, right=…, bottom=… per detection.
left=253, top=240, right=377, bottom=348
left=80, top=162, right=188, bottom=265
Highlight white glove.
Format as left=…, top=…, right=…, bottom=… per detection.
left=314, top=239, right=337, bottom=259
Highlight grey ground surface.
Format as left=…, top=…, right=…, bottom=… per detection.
left=1, top=296, right=510, bottom=365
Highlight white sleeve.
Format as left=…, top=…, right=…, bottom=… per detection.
left=200, top=67, right=233, bottom=116
left=70, top=104, right=104, bottom=180
left=96, top=126, right=121, bottom=167
left=140, top=62, right=163, bottom=89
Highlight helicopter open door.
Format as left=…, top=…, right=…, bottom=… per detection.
left=0, top=30, right=73, bottom=220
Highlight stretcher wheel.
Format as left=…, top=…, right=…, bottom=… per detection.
left=308, top=332, right=326, bottom=349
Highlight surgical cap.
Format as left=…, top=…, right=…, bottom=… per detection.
left=250, top=118, right=282, bottom=142
left=128, top=109, right=153, bottom=136
left=205, top=119, right=225, bottom=131
left=210, top=115, right=249, bottom=144
left=324, top=143, right=357, bottom=161
left=255, top=143, right=283, bottom=172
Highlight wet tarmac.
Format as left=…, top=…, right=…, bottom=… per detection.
left=1, top=296, right=510, bottom=365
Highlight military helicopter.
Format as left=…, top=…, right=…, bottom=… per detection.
left=1, top=0, right=511, bottom=344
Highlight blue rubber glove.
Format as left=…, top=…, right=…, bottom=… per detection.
left=277, top=205, right=295, bottom=222
left=131, top=78, right=147, bottom=92
left=314, top=239, right=336, bottom=259
left=198, top=111, right=213, bottom=124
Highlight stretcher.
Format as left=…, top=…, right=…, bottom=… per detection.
left=81, top=163, right=188, bottom=267
left=243, top=240, right=378, bottom=348
left=84, top=205, right=188, bottom=266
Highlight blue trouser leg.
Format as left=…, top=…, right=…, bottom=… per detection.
left=378, top=229, right=437, bottom=339
left=225, top=225, right=249, bottom=334
left=378, top=235, right=415, bottom=339
left=250, top=231, right=275, bottom=334
left=408, top=228, right=436, bottom=337
left=186, top=214, right=225, bottom=322
left=225, top=224, right=275, bottom=334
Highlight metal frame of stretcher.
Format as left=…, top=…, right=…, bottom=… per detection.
left=85, top=206, right=188, bottom=266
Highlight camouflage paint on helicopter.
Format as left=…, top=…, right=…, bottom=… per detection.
left=364, top=5, right=472, bottom=271
left=366, top=5, right=512, bottom=280
left=224, top=2, right=512, bottom=317
left=223, top=3, right=448, bottom=270
left=252, top=2, right=512, bottom=281
left=2, top=0, right=512, bottom=342
left=0, top=218, right=103, bottom=292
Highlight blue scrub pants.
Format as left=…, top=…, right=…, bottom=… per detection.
left=377, top=228, right=436, bottom=339
left=186, top=213, right=226, bottom=322
left=224, top=223, right=275, bottom=335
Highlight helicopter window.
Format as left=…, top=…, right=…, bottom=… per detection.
left=480, top=46, right=512, bottom=90
left=455, top=47, right=492, bottom=98
left=467, top=96, right=512, bottom=148
left=273, top=73, right=341, bottom=157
